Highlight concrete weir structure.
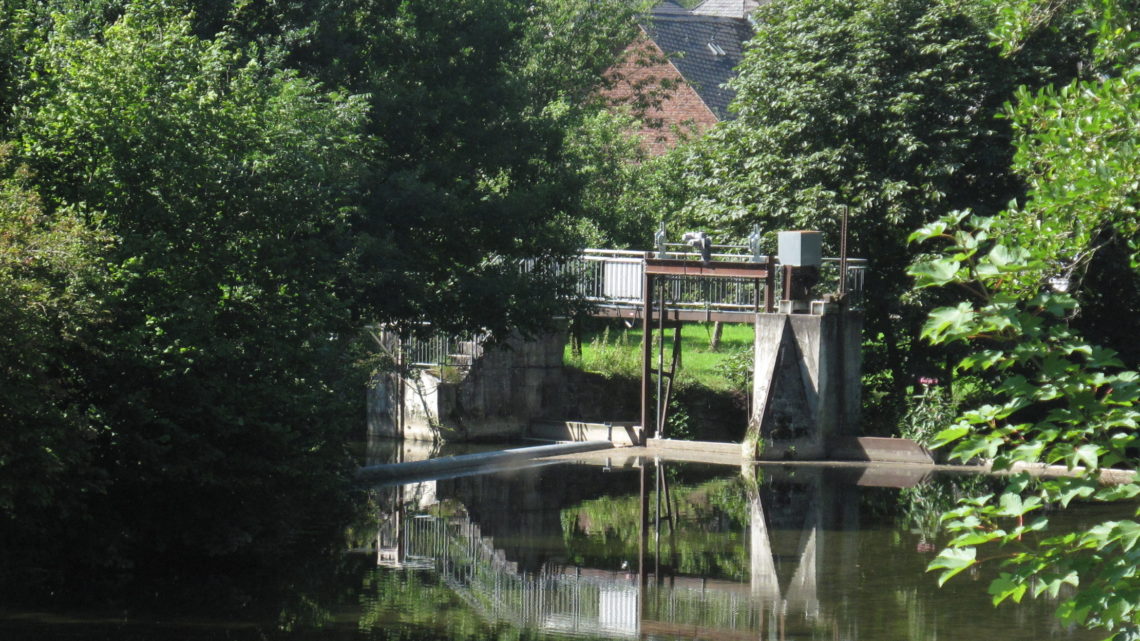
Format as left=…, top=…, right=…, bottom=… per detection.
left=368, top=232, right=871, bottom=457
left=368, top=331, right=566, bottom=442
left=743, top=305, right=862, bottom=460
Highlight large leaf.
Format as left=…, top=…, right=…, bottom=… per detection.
left=929, top=546, right=977, bottom=586
left=909, top=258, right=962, bottom=287
left=921, top=302, right=977, bottom=343
left=989, top=572, right=1029, bottom=605
left=986, top=244, right=1032, bottom=271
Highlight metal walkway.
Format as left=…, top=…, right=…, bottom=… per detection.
left=564, top=246, right=866, bottom=324
left=389, top=244, right=867, bottom=369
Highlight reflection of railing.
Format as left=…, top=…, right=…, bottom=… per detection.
left=385, top=509, right=804, bottom=641
left=395, top=513, right=639, bottom=637
left=644, top=583, right=763, bottom=635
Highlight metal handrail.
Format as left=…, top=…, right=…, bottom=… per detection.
left=579, top=248, right=646, bottom=257
left=379, top=249, right=869, bottom=369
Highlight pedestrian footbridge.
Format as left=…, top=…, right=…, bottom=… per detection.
left=562, top=244, right=866, bottom=324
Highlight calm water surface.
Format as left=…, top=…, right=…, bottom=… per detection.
left=1, top=458, right=1113, bottom=640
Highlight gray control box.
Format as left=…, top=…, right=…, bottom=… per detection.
left=777, top=231, right=822, bottom=267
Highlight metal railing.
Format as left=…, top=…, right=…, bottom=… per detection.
left=369, top=324, right=488, bottom=371
left=568, top=248, right=867, bottom=313
left=402, top=333, right=485, bottom=368
left=377, top=248, right=868, bottom=369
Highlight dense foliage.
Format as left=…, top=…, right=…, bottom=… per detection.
left=628, top=0, right=1091, bottom=427
left=2, top=3, right=372, bottom=598
left=910, top=0, right=1140, bottom=637
left=0, top=151, right=110, bottom=517
left=0, top=0, right=639, bottom=601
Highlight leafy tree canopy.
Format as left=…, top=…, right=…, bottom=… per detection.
left=636, top=0, right=1091, bottom=425
left=0, top=0, right=643, bottom=600
left=912, top=0, right=1140, bottom=637
left=0, top=149, right=110, bottom=516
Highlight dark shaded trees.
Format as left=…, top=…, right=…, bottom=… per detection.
left=2, top=5, right=369, bottom=594
left=0, top=0, right=643, bottom=601
left=325, top=0, right=646, bottom=334
left=0, top=152, right=110, bottom=524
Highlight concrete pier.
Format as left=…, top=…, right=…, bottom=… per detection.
left=744, top=306, right=862, bottom=460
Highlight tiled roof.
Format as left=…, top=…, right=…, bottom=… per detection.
left=690, top=0, right=763, bottom=18
left=652, top=0, right=692, bottom=14
left=640, top=6, right=754, bottom=120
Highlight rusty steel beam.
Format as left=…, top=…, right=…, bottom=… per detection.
left=640, top=258, right=653, bottom=443
left=766, top=254, right=777, bottom=312
left=644, top=258, right=770, bottom=279
left=590, top=306, right=756, bottom=324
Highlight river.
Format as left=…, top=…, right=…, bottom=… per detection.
left=0, top=454, right=1116, bottom=640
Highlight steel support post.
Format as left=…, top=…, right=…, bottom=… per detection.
left=641, top=253, right=654, bottom=443
left=766, top=254, right=777, bottom=313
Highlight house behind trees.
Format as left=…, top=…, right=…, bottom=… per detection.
left=603, top=0, right=758, bottom=154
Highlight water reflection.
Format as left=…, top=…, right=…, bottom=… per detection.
left=4, top=458, right=1110, bottom=640
left=365, top=460, right=1097, bottom=641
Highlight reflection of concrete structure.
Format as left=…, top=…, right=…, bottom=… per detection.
left=375, top=481, right=438, bottom=569
left=372, top=462, right=840, bottom=640
left=746, top=465, right=821, bottom=618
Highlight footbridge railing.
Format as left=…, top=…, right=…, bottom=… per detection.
left=563, top=247, right=866, bottom=320
left=384, top=240, right=867, bottom=370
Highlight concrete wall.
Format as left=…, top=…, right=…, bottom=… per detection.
left=368, top=330, right=567, bottom=442
left=744, top=308, right=862, bottom=459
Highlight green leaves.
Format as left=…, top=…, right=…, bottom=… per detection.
left=995, top=491, right=1041, bottom=518
left=0, top=148, right=111, bottom=514
left=985, top=244, right=1030, bottom=270
left=910, top=258, right=962, bottom=288
left=907, top=2, right=1140, bottom=636
left=1051, top=477, right=1098, bottom=508
left=920, top=302, right=976, bottom=343
left=975, top=244, right=1034, bottom=277
left=929, top=546, right=977, bottom=586
left=989, top=573, right=1029, bottom=604
left=0, top=1, right=377, bottom=582
left=929, top=424, right=970, bottom=449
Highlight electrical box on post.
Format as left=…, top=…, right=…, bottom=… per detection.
left=777, top=231, right=822, bottom=267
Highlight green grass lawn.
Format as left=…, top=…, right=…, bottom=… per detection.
left=564, top=320, right=754, bottom=392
